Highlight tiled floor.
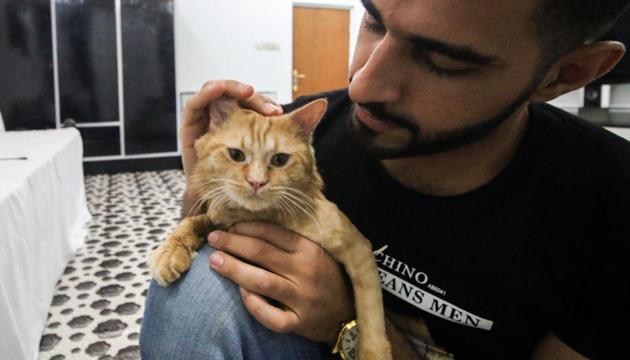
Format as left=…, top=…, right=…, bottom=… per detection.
left=38, top=170, right=185, bottom=360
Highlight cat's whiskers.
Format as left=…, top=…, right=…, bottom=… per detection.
left=277, top=197, right=298, bottom=225
left=202, top=185, right=232, bottom=200
left=187, top=183, right=234, bottom=218
left=208, top=190, right=231, bottom=215
left=195, top=178, right=241, bottom=192
left=270, top=186, right=316, bottom=211
left=187, top=193, right=210, bottom=218
left=280, top=190, right=317, bottom=214
left=281, top=186, right=315, bottom=200
left=279, top=191, right=323, bottom=245
left=190, top=179, right=233, bottom=206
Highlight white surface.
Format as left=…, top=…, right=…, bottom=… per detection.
left=606, top=126, right=630, bottom=141
left=0, top=129, right=90, bottom=360
left=610, top=84, right=630, bottom=108
left=175, top=0, right=364, bottom=105
left=548, top=88, right=584, bottom=109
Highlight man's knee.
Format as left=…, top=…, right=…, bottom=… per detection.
left=140, top=246, right=249, bottom=359
left=140, top=245, right=332, bottom=359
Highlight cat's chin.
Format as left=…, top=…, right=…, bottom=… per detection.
left=232, top=194, right=274, bottom=213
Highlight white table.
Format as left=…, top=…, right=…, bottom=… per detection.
left=0, top=129, right=90, bottom=360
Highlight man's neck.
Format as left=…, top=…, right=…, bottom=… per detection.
left=381, top=105, right=530, bottom=196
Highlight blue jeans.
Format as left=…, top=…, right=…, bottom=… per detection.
left=140, top=245, right=333, bottom=360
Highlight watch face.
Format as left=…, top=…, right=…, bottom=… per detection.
left=341, top=325, right=359, bottom=360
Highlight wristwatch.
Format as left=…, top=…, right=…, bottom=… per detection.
left=332, top=320, right=359, bottom=360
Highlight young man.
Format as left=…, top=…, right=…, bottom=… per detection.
left=140, top=0, right=630, bottom=358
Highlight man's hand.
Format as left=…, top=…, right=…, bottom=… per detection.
left=207, top=222, right=355, bottom=345
left=180, top=80, right=283, bottom=216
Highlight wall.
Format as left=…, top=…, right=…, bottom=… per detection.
left=175, top=0, right=364, bottom=107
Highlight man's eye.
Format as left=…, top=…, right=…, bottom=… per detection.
left=362, top=14, right=385, bottom=34
left=428, top=53, right=475, bottom=73
left=228, top=148, right=246, bottom=162
left=413, top=50, right=476, bottom=78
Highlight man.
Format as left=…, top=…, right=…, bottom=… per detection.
left=140, top=0, right=630, bottom=358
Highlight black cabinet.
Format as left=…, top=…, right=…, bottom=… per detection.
left=122, top=0, right=177, bottom=155
left=78, top=126, right=121, bottom=157
left=0, top=0, right=178, bottom=166
left=56, top=0, right=119, bottom=124
left=0, top=0, right=55, bottom=130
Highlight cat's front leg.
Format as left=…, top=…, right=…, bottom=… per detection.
left=317, top=201, right=392, bottom=360
left=150, top=215, right=213, bottom=286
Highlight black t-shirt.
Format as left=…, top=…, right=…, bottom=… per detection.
left=284, top=89, right=630, bottom=359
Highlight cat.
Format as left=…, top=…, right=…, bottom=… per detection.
left=150, top=98, right=392, bottom=360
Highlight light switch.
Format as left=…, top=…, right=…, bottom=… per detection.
left=255, top=42, right=281, bottom=51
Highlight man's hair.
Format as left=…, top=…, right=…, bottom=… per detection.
left=533, top=0, right=630, bottom=65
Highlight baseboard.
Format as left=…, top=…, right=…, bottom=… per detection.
left=83, top=156, right=182, bottom=175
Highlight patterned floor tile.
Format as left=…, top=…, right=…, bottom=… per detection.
left=38, top=170, right=185, bottom=360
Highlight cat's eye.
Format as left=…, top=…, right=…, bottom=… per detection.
left=270, top=153, right=290, bottom=167
left=228, top=148, right=246, bottom=162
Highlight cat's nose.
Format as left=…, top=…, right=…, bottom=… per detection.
left=247, top=179, right=268, bottom=191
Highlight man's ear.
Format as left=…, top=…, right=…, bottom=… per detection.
left=530, top=41, right=626, bottom=103
left=289, top=99, right=328, bottom=136
left=209, top=97, right=240, bottom=130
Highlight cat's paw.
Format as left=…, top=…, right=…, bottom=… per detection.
left=150, top=240, right=193, bottom=287
left=358, top=340, right=392, bottom=360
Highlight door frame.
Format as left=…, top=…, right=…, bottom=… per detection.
left=292, top=2, right=354, bottom=10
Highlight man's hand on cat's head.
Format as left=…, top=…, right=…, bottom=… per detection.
left=207, top=221, right=355, bottom=346
left=180, top=80, right=283, bottom=216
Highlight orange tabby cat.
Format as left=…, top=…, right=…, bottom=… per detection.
left=150, top=98, right=392, bottom=359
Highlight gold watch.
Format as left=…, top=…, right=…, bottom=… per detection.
left=332, top=320, right=359, bottom=360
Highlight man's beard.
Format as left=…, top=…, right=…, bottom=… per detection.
left=349, top=84, right=538, bottom=159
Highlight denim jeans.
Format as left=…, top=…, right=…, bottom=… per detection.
left=140, top=245, right=334, bottom=360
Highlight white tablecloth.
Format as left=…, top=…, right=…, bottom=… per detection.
left=0, top=129, right=90, bottom=360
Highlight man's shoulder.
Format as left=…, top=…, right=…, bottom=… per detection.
left=528, top=103, right=630, bottom=211
left=530, top=102, right=630, bottom=176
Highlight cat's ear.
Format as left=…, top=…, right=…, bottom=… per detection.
left=208, top=97, right=240, bottom=130
left=289, top=99, right=328, bottom=136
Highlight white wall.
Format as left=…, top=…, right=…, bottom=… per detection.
left=175, top=0, right=364, bottom=107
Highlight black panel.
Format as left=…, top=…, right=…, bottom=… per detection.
left=78, top=126, right=120, bottom=157
left=122, top=0, right=177, bottom=155
left=84, top=156, right=182, bottom=175
left=0, top=0, right=55, bottom=130
left=56, top=0, right=119, bottom=123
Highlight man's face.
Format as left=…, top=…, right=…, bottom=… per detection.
left=349, top=0, right=544, bottom=157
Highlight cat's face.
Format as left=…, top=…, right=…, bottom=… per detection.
left=193, top=99, right=327, bottom=213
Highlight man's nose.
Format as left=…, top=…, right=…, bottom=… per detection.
left=350, top=34, right=404, bottom=104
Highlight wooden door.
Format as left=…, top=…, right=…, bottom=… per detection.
left=292, top=6, right=350, bottom=99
